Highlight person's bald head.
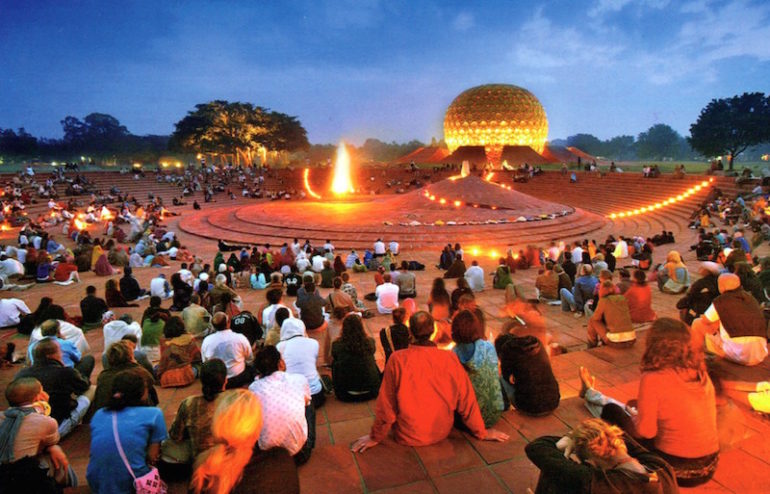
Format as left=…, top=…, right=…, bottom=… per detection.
left=212, top=312, right=229, bottom=331
left=6, top=377, right=44, bottom=407
left=409, top=311, right=434, bottom=342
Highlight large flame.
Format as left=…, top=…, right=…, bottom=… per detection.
left=331, top=142, right=354, bottom=195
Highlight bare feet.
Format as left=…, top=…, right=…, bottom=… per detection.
left=579, top=366, right=596, bottom=398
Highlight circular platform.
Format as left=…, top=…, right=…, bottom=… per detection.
left=178, top=175, right=610, bottom=250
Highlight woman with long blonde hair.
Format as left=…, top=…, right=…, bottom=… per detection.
left=191, top=389, right=299, bottom=494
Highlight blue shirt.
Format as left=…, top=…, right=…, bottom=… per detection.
left=28, top=337, right=81, bottom=367
left=87, top=407, right=167, bottom=494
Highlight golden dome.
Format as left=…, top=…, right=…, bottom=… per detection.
left=444, top=84, right=548, bottom=163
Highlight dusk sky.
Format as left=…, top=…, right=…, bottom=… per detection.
left=2, top=0, right=769, bottom=145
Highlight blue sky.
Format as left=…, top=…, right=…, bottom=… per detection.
left=1, top=0, right=769, bottom=145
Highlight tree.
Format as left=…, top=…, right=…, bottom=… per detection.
left=60, top=113, right=130, bottom=152
left=689, top=92, right=770, bottom=170
left=566, top=134, right=604, bottom=156
left=636, top=124, right=682, bottom=160
left=603, top=135, right=636, bottom=160
left=0, top=127, right=38, bottom=155
left=170, top=101, right=309, bottom=165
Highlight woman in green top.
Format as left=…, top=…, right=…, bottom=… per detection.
left=331, top=314, right=381, bottom=402
left=451, top=310, right=504, bottom=428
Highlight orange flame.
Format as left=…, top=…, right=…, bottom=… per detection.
left=331, top=142, right=354, bottom=195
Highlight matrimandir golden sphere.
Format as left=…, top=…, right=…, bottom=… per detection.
left=444, top=84, right=548, bottom=163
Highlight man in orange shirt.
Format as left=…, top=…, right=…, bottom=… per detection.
left=352, top=311, right=508, bottom=452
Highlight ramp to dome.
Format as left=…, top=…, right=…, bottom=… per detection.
left=423, top=175, right=569, bottom=215
left=500, top=146, right=550, bottom=166
left=444, top=146, right=488, bottom=166
left=394, top=146, right=450, bottom=165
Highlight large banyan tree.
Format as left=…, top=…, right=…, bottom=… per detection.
left=169, top=100, right=309, bottom=166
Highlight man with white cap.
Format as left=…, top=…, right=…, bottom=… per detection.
left=691, top=273, right=768, bottom=366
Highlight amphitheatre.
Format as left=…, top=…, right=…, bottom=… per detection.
left=1, top=84, right=769, bottom=494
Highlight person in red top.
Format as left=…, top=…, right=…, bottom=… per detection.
left=53, top=259, right=80, bottom=285
left=623, top=269, right=656, bottom=323
left=579, top=317, right=719, bottom=487
left=351, top=311, right=509, bottom=452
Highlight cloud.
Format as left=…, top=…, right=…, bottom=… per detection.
left=589, top=0, right=670, bottom=18
left=513, top=10, right=624, bottom=69
left=452, top=12, right=474, bottom=32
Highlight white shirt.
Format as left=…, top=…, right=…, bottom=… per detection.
left=201, top=329, right=253, bottom=378
left=548, top=246, right=560, bottom=261
left=613, top=240, right=629, bottom=259
left=177, top=269, right=194, bottom=286
left=389, top=241, right=399, bottom=255
left=277, top=335, right=321, bottom=395
left=0, top=298, right=30, bottom=327
left=465, top=265, right=485, bottom=292
left=296, top=257, right=310, bottom=272
left=102, top=320, right=143, bottom=355
left=704, top=304, right=768, bottom=366
left=262, top=304, right=292, bottom=331
left=290, top=242, right=301, bottom=256
left=375, top=282, right=400, bottom=314
left=311, top=255, right=326, bottom=273
left=0, top=258, right=24, bottom=278
left=571, top=247, right=584, bottom=264
left=373, top=241, right=386, bottom=255
left=249, top=371, right=310, bottom=455
left=150, top=277, right=169, bottom=297
left=323, top=242, right=335, bottom=253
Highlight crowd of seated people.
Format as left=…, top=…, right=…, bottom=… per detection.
left=1, top=165, right=769, bottom=493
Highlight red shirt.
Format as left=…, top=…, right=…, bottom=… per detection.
left=634, top=368, right=719, bottom=458
left=370, top=344, right=486, bottom=446
left=623, top=283, right=656, bottom=323
left=53, top=262, right=78, bottom=282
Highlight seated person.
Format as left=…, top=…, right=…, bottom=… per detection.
left=161, top=359, right=228, bottom=475
left=657, top=251, right=690, bottom=294
left=277, top=318, right=324, bottom=408
left=351, top=311, right=509, bottom=452
left=624, top=269, right=657, bottom=324
left=331, top=315, right=381, bottom=402
left=443, top=254, right=466, bottom=279
left=579, top=318, right=719, bottom=486
left=379, top=307, right=410, bottom=362
left=15, top=338, right=94, bottom=438
left=395, top=261, right=416, bottom=298
left=526, top=418, right=677, bottom=494
left=375, top=273, right=399, bottom=314
left=79, top=285, right=108, bottom=330
left=327, top=277, right=356, bottom=319
left=250, top=346, right=314, bottom=465
left=587, top=280, right=635, bottom=348
left=676, top=262, right=721, bottom=325
left=201, top=312, right=254, bottom=389
left=0, top=377, right=77, bottom=493
left=157, top=316, right=201, bottom=388
left=493, top=259, right=513, bottom=289
left=464, top=260, right=485, bottom=292
left=535, top=262, right=560, bottom=302
left=451, top=311, right=503, bottom=427
left=27, top=319, right=95, bottom=381
left=92, top=340, right=158, bottom=413
left=495, top=329, right=560, bottom=416
left=691, top=273, right=768, bottom=366
left=190, top=390, right=300, bottom=494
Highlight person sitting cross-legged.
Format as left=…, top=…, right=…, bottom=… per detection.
left=586, top=280, right=636, bottom=348
left=351, top=311, right=510, bottom=452
left=331, top=314, right=381, bottom=402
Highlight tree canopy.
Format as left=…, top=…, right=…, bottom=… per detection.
left=689, top=92, right=770, bottom=169
left=169, top=100, right=309, bottom=165
left=636, top=124, right=683, bottom=160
